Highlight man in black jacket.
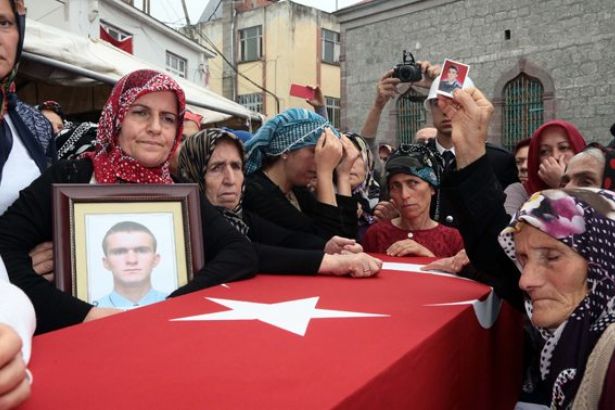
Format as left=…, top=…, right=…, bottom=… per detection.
left=423, top=74, right=519, bottom=228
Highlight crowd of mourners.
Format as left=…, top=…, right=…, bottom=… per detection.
left=1, top=0, right=615, bottom=408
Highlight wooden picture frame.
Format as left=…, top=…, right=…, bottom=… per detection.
left=52, top=184, right=204, bottom=307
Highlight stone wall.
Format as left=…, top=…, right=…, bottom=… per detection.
left=337, top=0, right=615, bottom=146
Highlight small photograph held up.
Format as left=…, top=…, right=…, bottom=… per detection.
left=436, top=59, right=470, bottom=98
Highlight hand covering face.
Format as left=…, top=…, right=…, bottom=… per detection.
left=526, top=120, right=587, bottom=194
left=244, top=108, right=337, bottom=175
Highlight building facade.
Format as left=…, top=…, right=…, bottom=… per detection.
left=195, top=0, right=341, bottom=124
left=28, top=0, right=212, bottom=86
left=336, top=0, right=615, bottom=149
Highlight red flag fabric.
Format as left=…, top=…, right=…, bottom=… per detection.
left=21, top=256, right=523, bottom=409
left=99, top=25, right=133, bottom=54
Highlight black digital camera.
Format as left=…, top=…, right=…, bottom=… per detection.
left=392, top=50, right=422, bottom=83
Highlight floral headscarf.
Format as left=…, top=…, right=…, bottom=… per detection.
left=86, top=69, right=185, bottom=184
left=244, top=108, right=338, bottom=175
left=178, top=128, right=249, bottom=236
left=498, top=188, right=615, bottom=408
left=527, top=120, right=587, bottom=194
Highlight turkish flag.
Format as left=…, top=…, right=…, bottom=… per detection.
left=21, top=257, right=523, bottom=409
left=99, top=25, right=133, bottom=54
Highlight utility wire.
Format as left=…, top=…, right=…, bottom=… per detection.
left=205, top=0, right=223, bottom=23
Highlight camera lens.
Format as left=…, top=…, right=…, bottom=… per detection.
left=393, top=63, right=421, bottom=83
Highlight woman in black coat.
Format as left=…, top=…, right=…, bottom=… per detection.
left=177, top=128, right=382, bottom=278
left=0, top=70, right=257, bottom=334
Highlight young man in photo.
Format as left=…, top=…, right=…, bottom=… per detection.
left=94, top=221, right=167, bottom=308
left=438, top=65, right=463, bottom=94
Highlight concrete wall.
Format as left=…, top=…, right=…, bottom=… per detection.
left=28, top=0, right=207, bottom=86
left=201, top=19, right=225, bottom=92
left=198, top=1, right=341, bottom=118
left=337, top=0, right=615, bottom=146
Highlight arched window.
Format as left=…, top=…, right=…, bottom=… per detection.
left=397, top=88, right=426, bottom=144
left=503, top=73, right=544, bottom=151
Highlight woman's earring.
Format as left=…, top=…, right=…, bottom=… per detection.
left=282, top=153, right=289, bottom=160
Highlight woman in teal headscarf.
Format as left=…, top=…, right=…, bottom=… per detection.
left=243, top=108, right=360, bottom=240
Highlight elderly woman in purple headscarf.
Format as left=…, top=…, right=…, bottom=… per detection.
left=497, top=188, right=615, bottom=408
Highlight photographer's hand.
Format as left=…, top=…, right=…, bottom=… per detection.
left=375, top=69, right=401, bottom=108
left=361, top=70, right=400, bottom=139
left=414, top=61, right=441, bottom=89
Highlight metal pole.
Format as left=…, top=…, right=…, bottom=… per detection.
left=180, top=0, right=191, bottom=25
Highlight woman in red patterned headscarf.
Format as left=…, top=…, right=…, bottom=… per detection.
left=86, top=69, right=185, bottom=184
left=0, top=69, right=257, bottom=335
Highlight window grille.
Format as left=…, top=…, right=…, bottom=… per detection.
left=397, top=89, right=426, bottom=144
left=237, top=93, right=264, bottom=114
left=503, top=73, right=544, bottom=151
left=321, top=29, right=340, bottom=64
left=239, top=26, right=262, bottom=62
left=166, top=51, right=187, bottom=78
left=325, top=97, right=340, bottom=128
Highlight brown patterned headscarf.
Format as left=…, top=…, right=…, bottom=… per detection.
left=178, top=128, right=250, bottom=236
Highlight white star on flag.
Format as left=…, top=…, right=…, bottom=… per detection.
left=171, top=296, right=389, bottom=336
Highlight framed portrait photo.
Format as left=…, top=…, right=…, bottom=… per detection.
left=52, top=184, right=204, bottom=308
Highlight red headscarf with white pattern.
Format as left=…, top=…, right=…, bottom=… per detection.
left=85, top=69, right=185, bottom=184
left=526, top=119, right=586, bottom=194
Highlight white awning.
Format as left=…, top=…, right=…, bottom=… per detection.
left=23, top=19, right=256, bottom=123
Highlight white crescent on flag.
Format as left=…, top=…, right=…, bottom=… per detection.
left=383, top=261, right=503, bottom=329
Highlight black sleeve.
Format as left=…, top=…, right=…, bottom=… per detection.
left=441, top=154, right=523, bottom=309
left=245, top=211, right=325, bottom=274
left=0, top=161, right=93, bottom=334
left=244, top=173, right=342, bottom=240
left=336, top=194, right=359, bottom=239
left=246, top=211, right=326, bottom=250
left=253, top=243, right=323, bottom=275
left=294, top=188, right=352, bottom=239
left=170, top=196, right=257, bottom=296
left=486, top=144, right=520, bottom=189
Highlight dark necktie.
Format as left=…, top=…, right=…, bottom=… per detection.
left=442, top=150, right=455, bottom=170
